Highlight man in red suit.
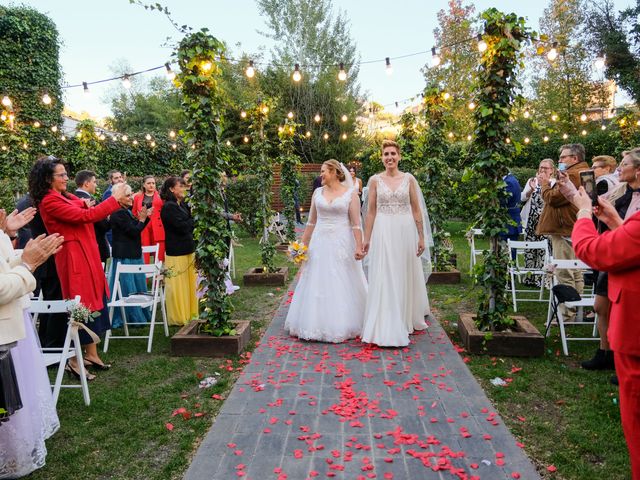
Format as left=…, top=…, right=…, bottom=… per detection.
left=572, top=186, right=640, bottom=479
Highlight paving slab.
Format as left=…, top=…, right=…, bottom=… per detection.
left=185, top=283, right=542, bottom=480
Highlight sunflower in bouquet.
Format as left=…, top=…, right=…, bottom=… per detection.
left=287, top=240, right=308, bottom=265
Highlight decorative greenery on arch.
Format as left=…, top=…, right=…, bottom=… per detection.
left=278, top=119, right=302, bottom=242
left=175, top=29, right=234, bottom=336
left=471, top=9, right=532, bottom=332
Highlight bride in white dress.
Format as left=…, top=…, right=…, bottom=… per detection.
left=284, top=159, right=367, bottom=343
left=361, top=139, right=433, bottom=347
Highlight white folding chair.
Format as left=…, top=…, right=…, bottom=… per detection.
left=142, top=243, right=160, bottom=264
left=507, top=239, right=551, bottom=312
left=29, top=295, right=91, bottom=406
left=467, top=228, right=484, bottom=273
left=227, top=239, right=236, bottom=279
left=544, top=258, right=599, bottom=355
left=265, top=213, right=287, bottom=243
left=103, top=262, right=168, bottom=353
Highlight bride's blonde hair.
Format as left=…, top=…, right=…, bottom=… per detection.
left=322, top=159, right=346, bottom=182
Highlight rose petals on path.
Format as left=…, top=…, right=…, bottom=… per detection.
left=165, top=422, right=174, bottom=431
left=547, top=465, right=558, bottom=472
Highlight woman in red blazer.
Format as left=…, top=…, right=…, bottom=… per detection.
left=30, top=156, right=127, bottom=377
left=132, top=175, right=165, bottom=262
left=571, top=181, right=640, bottom=480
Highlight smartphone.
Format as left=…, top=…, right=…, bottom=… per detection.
left=580, top=170, right=598, bottom=206
left=143, top=199, right=153, bottom=209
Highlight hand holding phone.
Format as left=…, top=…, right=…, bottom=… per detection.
left=579, top=170, right=598, bottom=206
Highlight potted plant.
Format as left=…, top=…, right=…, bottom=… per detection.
left=456, top=9, right=543, bottom=357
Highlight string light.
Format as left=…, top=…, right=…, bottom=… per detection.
left=551, top=114, right=558, bottom=122
left=76, top=132, right=82, bottom=139
left=547, top=42, right=559, bottom=61
left=277, top=126, right=284, bottom=133
left=226, top=140, right=231, bottom=146
left=562, top=133, right=569, bottom=139
left=0, top=113, right=6, bottom=121
left=150, top=141, right=156, bottom=147
left=122, top=74, right=132, bottom=89
left=61, top=135, right=66, bottom=141
left=594, top=53, right=605, bottom=70
left=385, top=57, right=393, bottom=75
left=580, top=113, right=587, bottom=122
left=261, top=105, right=269, bottom=114
left=431, top=47, right=441, bottom=67
left=122, top=135, right=128, bottom=142
left=338, top=62, right=347, bottom=81
left=323, top=133, right=329, bottom=140
left=341, top=133, right=347, bottom=140
left=305, top=131, right=311, bottom=138
left=240, top=110, right=247, bottom=119
left=83, top=82, right=90, bottom=95
left=341, top=114, right=348, bottom=122
left=165, top=63, right=176, bottom=80
left=201, top=61, right=213, bottom=73
left=524, top=137, right=530, bottom=144
left=505, top=137, right=511, bottom=144
left=467, top=101, right=476, bottom=110
left=581, top=129, right=587, bottom=136
left=41, top=93, right=52, bottom=105
left=133, top=139, right=138, bottom=145
left=292, top=63, right=302, bottom=82
left=145, top=133, right=152, bottom=141
left=245, top=60, right=255, bottom=78
left=477, top=34, right=487, bottom=52
left=99, top=134, right=106, bottom=140
left=447, top=132, right=454, bottom=138
left=443, top=92, right=451, bottom=100
left=466, top=134, right=472, bottom=141
left=523, top=110, right=530, bottom=119
left=41, top=140, right=46, bottom=146
left=1, top=96, right=11, bottom=107
left=33, top=121, right=40, bottom=128
left=51, top=125, right=57, bottom=133
left=169, top=130, right=176, bottom=138
left=243, top=136, right=249, bottom=143
left=637, top=120, right=640, bottom=126
left=171, top=143, right=177, bottom=149
left=314, top=114, right=321, bottom=122
left=287, top=111, right=294, bottom=119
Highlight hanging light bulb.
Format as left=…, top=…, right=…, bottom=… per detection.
left=524, top=137, right=530, bottom=144
left=261, top=105, right=269, bottom=114
left=447, top=132, right=454, bottom=138
left=245, top=60, right=255, bottom=78
left=551, top=113, right=559, bottom=122
left=601, top=124, right=607, bottom=130
left=385, top=57, right=393, bottom=75
left=61, top=135, right=66, bottom=141
left=523, top=110, right=530, bottom=119
left=150, top=141, right=156, bottom=147
left=1, top=145, right=7, bottom=151
left=201, top=61, right=213, bottom=73
left=51, top=125, right=58, bottom=133
left=477, top=34, right=487, bottom=52
left=341, top=114, right=348, bottom=122
left=133, top=139, right=138, bottom=145
left=278, top=126, right=284, bottom=133
left=169, top=130, right=176, bottom=138
left=323, top=133, right=329, bottom=140
left=443, top=92, right=451, bottom=100
left=1, top=96, right=11, bottom=107
left=226, top=140, right=231, bottom=146
left=172, top=143, right=177, bottom=149
left=240, top=110, right=247, bottom=119
left=636, top=120, right=640, bottom=126
left=41, top=140, right=47, bottom=146
left=562, top=133, right=569, bottom=139
left=341, top=133, right=347, bottom=140
left=431, top=47, right=441, bottom=67
left=466, top=135, right=472, bottom=141
left=145, top=133, right=152, bottom=141
left=83, top=82, right=90, bottom=95
left=0, top=113, right=6, bottom=121
left=122, top=74, right=132, bottom=89
left=243, top=136, right=249, bottom=143
left=594, top=53, right=605, bottom=70
left=580, top=113, right=587, bottom=122
left=547, top=42, right=559, bottom=61
left=41, top=93, right=52, bottom=105
left=292, top=63, right=302, bottom=82
left=338, top=62, right=347, bottom=81
left=506, top=137, right=511, bottom=144
left=122, top=135, right=128, bottom=142
left=581, top=129, right=587, bottom=136
left=287, top=111, right=294, bottom=119
left=468, top=101, right=476, bottom=110
left=305, top=131, right=311, bottom=138
left=33, top=121, right=40, bottom=128
left=165, top=63, right=176, bottom=80
left=314, top=113, right=321, bottom=123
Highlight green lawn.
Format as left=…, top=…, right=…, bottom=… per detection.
left=34, top=226, right=629, bottom=479
left=432, top=221, right=628, bottom=479
left=33, top=235, right=296, bottom=480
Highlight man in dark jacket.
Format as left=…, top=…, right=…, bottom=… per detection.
left=537, top=143, right=590, bottom=320
left=75, top=170, right=111, bottom=263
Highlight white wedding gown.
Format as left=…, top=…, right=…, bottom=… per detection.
left=361, top=173, right=430, bottom=347
left=285, top=187, right=367, bottom=343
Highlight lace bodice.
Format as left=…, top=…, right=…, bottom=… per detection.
left=375, top=174, right=411, bottom=215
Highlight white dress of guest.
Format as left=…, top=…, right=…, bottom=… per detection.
left=284, top=167, right=367, bottom=343
left=0, top=232, right=59, bottom=478
left=361, top=173, right=432, bottom=347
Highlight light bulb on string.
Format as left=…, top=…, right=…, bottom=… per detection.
left=477, top=34, right=487, bottom=52
left=122, top=135, right=128, bottom=142
left=562, top=133, right=569, bottom=139
left=0, top=113, right=6, bottom=121
left=287, top=111, right=294, bottom=119
left=338, top=62, right=347, bottom=81
left=201, top=61, right=213, bottom=73
left=524, top=137, right=530, bottom=144
left=505, top=137, right=511, bottom=144
left=341, top=133, right=347, bottom=140
left=83, top=82, right=90, bottom=95
left=551, top=113, right=558, bottom=122
left=122, top=74, right=132, bottom=89
left=314, top=114, right=321, bottom=123
left=443, top=92, right=451, bottom=100
left=226, top=140, right=231, bottom=146
left=245, top=60, right=255, bottom=78
left=341, top=114, right=348, bottom=122
left=292, top=63, right=302, bottom=82
left=594, top=53, right=605, bottom=70
left=466, top=135, right=472, bottom=141
left=172, top=143, right=177, bottom=150
left=636, top=120, right=640, bottom=126
left=305, top=131, right=311, bottom=138
left=33, top=121, right=40, bottom=128
left=447, top=132, right=454, bottom=139
left=431, top=47, right=441, bottom=67
left=581, top=129, right=587, bottom=136
left=580, top=113, right=587, bottom=122
left=547, top=42, right=559, bottom=61
left=41, top=93, right=52, bottom=105
left=323, top=133, right=329, bottom=140
left=169, top=130, right=176, bottom=138
left=41, top=140, right=47, bottom=146
left=145, top=133, right=152, bottom=141
left=278, top=126, right=284, bottom=133
left=1, top=96, right=11, bottom=107
left=468, top=101, right=476, bottom=110
left=165, top=63, right=176, bottom=80
left=60, top=135, right=66, bottom=141
left=385, top=57, right=393, bottom=75
left=240, top=110, right=247, bottom=119
left=243, top=136, right=249, bottom=143
left=51, top=125, right=57, bottom=133
left=133, top=139, right=138, bottom=145
left=261, top=105, right=269, bottom=114
left=150, top=141, right=156, bottom=147
left=523, top=110, right=530, bottom=119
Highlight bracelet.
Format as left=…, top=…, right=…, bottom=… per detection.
left=577, top=208, right=592, bottom=218
left=21, top=261, right=33, bottom=272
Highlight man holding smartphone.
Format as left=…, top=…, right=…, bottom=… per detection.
left=536, top=143, right=590, bottom=321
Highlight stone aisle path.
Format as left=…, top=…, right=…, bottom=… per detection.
left=185, top=289, right=541, bottom=480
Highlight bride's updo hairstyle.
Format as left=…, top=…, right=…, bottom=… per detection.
left=323, top=159, right=346, bottom=182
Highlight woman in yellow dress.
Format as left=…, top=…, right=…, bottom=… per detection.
left=159, top=176, right=198, bottom=326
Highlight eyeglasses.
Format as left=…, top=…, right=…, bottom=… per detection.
left=53, top=172, right=69, bottom=178
left=592, top=165, right=606, bottom=169
left=559, top=154, right=576, bottom=160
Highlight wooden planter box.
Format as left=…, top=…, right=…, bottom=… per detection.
left=243, top=267, right=289, bottom=286
left=428, top=269, right=461, bottom=284
left=458, top=313, right=544, bottom=357
left=171, top=320, right=251, bottom=357
left=275, top=242, right=290, bottom=252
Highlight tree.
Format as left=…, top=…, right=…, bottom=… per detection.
left=528, top=0, right=606, bottom=131
left=422, top=0, right=478, bottom=137
left=584, top=0, right=640, bottom=104
left=256, top=0, right=363, bottom=163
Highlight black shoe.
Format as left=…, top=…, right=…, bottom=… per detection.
left=581, top=349, right=615, bottom=370
left=610, top=375, right=619, bottom=386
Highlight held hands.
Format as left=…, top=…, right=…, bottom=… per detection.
left=362, top=241, right=370, bottom=255
left=21, top=233, right=64, bottom=270
left=354, top=248, right=365, bottom=260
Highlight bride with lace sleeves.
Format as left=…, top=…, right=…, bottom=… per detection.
left=284, top=160, right=367, bottom=343
left=361, top=140, right=432, bottom=347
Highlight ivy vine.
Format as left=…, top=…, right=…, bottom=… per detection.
left=471, top=9, right=532, bottom=332
left=175, top=29, right=234, bottom=336
left=278, top=119, right=301, bottom=242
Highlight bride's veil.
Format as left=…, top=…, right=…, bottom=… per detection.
left=339, top=163, right=354, bottom=189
